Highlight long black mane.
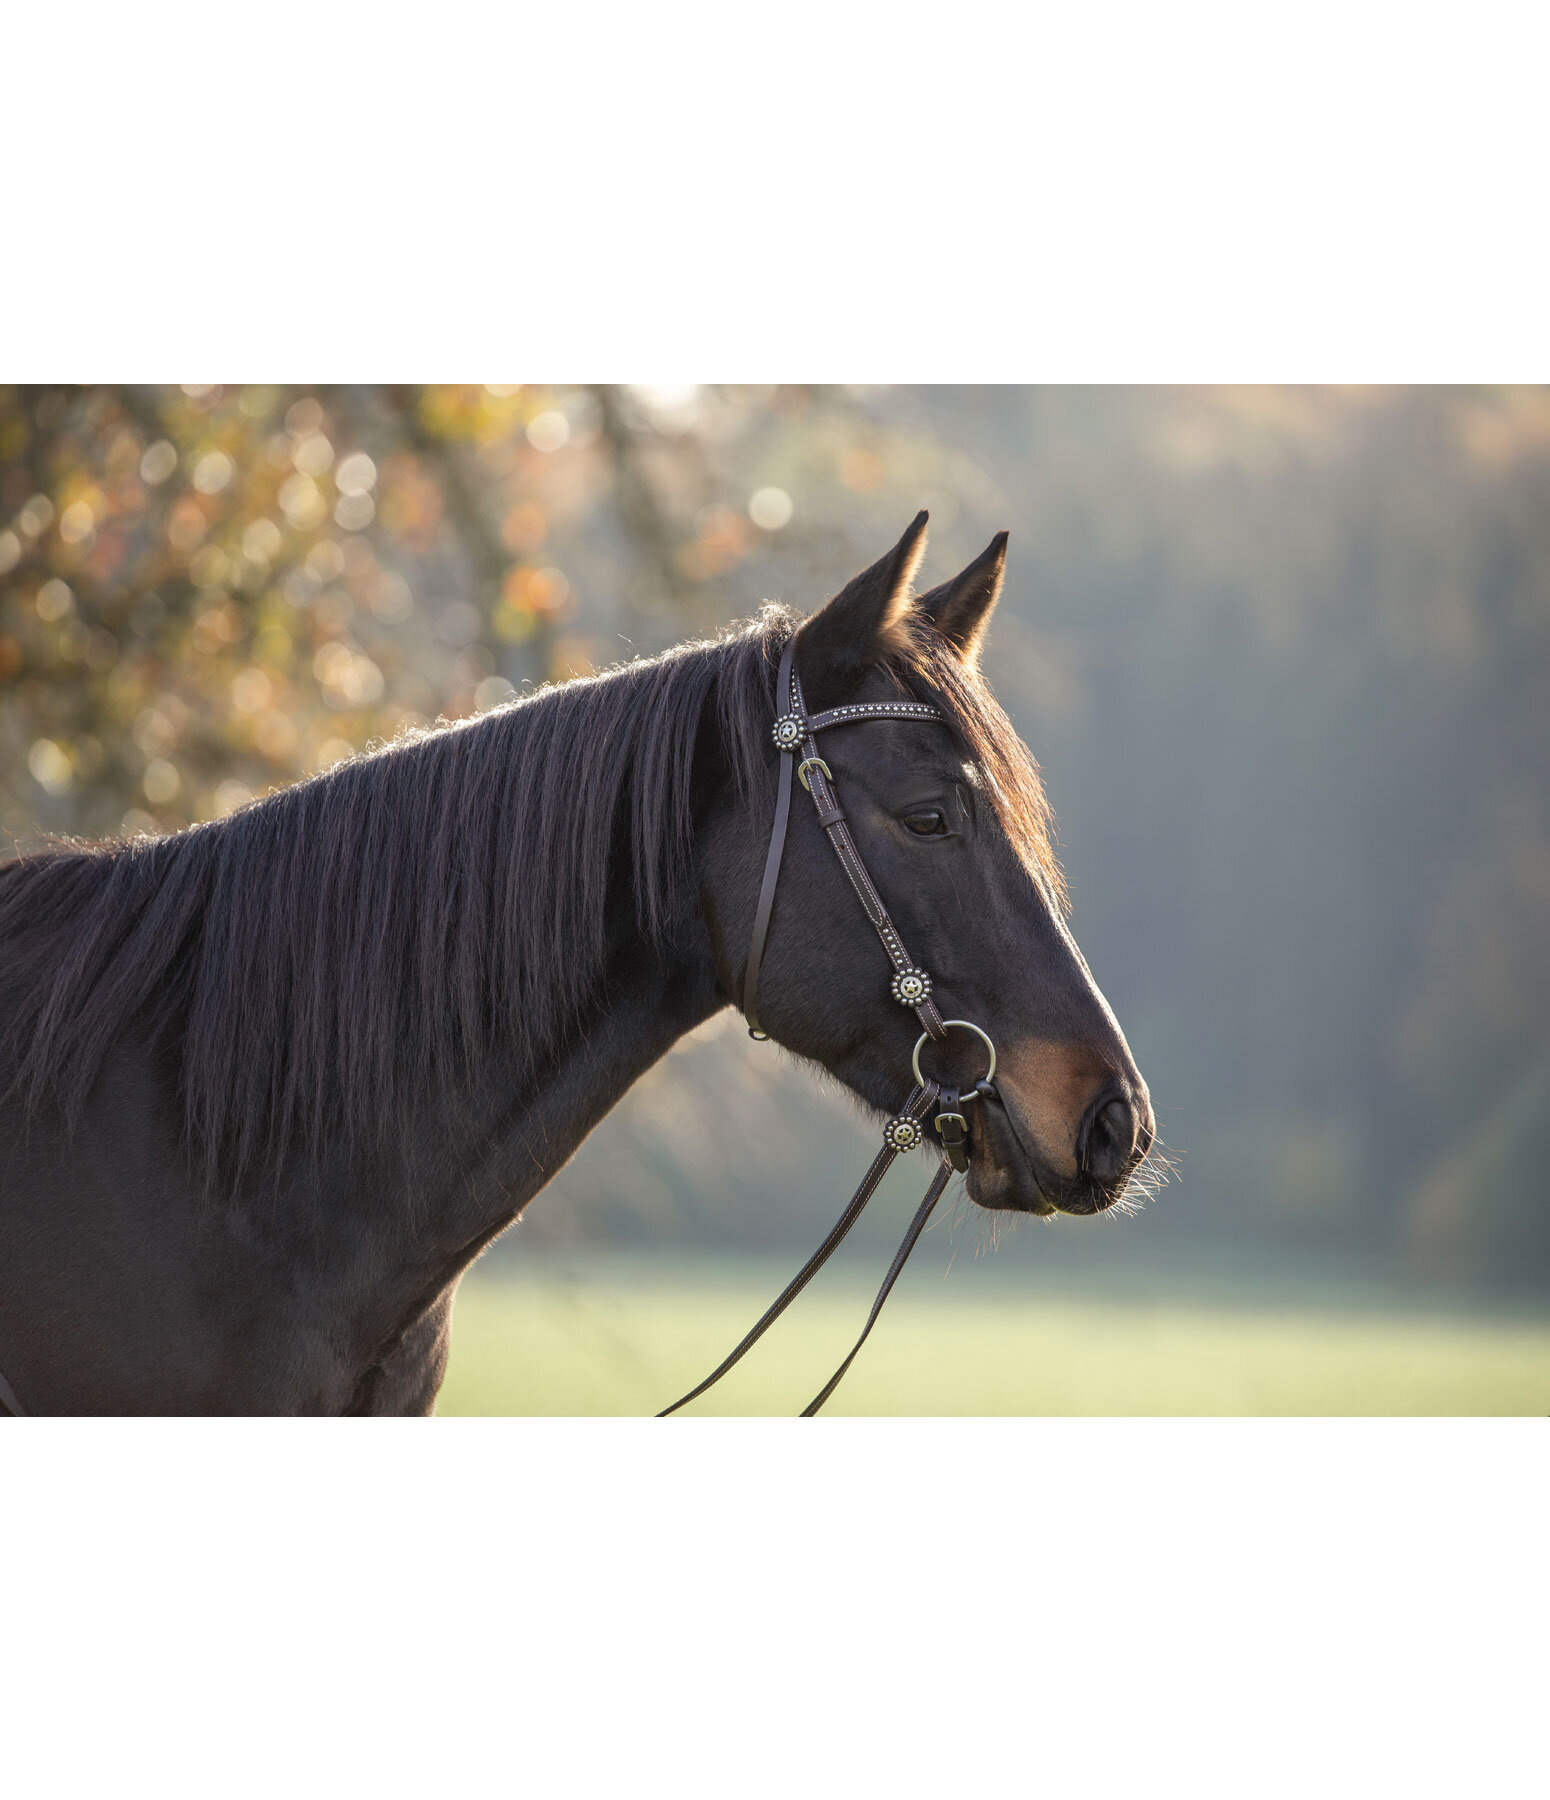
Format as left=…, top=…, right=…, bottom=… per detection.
left=0, top=604, right=1056, bottom=1187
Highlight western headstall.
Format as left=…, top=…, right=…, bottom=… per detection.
left=659, top=634, right=996, bottom=1416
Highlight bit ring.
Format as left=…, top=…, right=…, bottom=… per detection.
left=912, top=1019, right=997, bottom=1093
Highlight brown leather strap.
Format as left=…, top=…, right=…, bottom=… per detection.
left=741, top=636, right=798, bottom=1036
left=657, top=1082, right=941, bottom=1416
left=800, top=1157, right=953, bottom=1416
left=805, top=700, right=941, bottom=732
left=789, top=668, right=949, bottom=1045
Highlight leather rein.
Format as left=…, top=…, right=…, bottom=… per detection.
left=0, top=636, right=997, bottom=1421
left=658, top=634, right=996, bottom=1416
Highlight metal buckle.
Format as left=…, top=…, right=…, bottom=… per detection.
left=933, top=1093, right=971, bottom=1172
left=796, top=756, right=832, bottom=793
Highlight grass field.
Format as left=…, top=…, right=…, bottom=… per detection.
left=437, top=1255, right=1550, bottom=1415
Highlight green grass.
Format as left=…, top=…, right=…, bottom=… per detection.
left=437, top=1258, right=1550, bottom=1415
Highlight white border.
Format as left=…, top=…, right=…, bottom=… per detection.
left=5, top=6, right=1546, bottom=377
left=5, top=1421, right=1547, bottom=1796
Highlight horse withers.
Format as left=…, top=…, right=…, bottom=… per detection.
left=0, top=514, right=1155, bottom=1413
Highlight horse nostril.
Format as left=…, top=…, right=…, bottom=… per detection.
left=1080, top=1092, right=1138, bottom=1185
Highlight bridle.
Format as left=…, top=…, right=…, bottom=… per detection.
left=659, top=633, right=997, bottom=1416
left=0, top=634, right=998, bottom=1421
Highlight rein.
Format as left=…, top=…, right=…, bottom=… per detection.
left=659, top=635, right=996, bottom=1417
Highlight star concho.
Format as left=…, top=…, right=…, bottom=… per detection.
left=883, top=1116, right=924, bottom=1153
left=890, top=967, right=933, bottom=1007
left=771, top=713, right=805, bottom=751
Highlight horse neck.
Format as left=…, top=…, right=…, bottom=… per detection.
left=332, top=814, right=727, bottom=1306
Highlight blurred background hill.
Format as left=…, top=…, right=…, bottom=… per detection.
left=2, top=384, right=1547, bottom=1303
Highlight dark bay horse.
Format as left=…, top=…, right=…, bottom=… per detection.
left=0, top=515, right=1154, bottom=1414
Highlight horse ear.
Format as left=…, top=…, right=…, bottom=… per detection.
left=915, top=531, right=1008, bottom=664
left=796, top=511, right=929, bottom=681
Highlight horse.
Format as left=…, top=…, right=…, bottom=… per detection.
left=0, top=513, right=1155, bottom=1414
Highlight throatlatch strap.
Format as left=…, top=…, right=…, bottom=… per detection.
left=742, top=637, right=798, bottom=1036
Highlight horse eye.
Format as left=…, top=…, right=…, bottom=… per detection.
left=902, top=809, right=948, bottom=837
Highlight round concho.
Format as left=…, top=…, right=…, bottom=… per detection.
left=771, top=713, right=805, bottom=751
left=890, top=967, right=933, bottom=1007
left=883, top=1115, right=924, bottom=1153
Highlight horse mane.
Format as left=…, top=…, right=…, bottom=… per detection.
left=0, top=601, right=1060, bottom=1187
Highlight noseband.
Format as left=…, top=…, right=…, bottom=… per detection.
left=659, top=634, right=996, bottom=1417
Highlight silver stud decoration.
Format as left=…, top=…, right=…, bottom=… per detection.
left=823, top=702, right=940, bottom=721
left=891, top=967, right=933, bottom=1006
left=772, top=713, right=805, bottom=750
left=883, top=1116, right=924, bottom=1153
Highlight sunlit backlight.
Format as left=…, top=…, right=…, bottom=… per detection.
left=279, top=473, right=328, bottom=530
left=530, top=566, right=570, bottom=614
left=748, top=486, right=793, bottom=530
left=142, top=758, right=181, bottom=805
left=214, top=778, right=253, bottom=817
left=36, top=579, right=74, bottom=622
left=474, top=674, right=517, bottom=711
left=316, top=737, right=354, bottom=772
left=526, top=411, right=570, bottom=453
left=255, top=710, right=299, bottom=760
left=231, top=668, right=273, bottom=714
left=630, top=385, right=703, bottom=435
left=242, top=518, right=284, bottom=564
left=306, top=539, right=345, bottom=581
left=189, top=546, right=233, bottom=590
left=285, top=397, right=324, bottom=436
left=313, top=641, right=385, bottom=707
left=335, top=492, right=375, bottom=531
left=192, top=603, right=242, bottom=654
left=17, top=494, right=54, bottom=536
left=369, top=571, right=414, bottom=623
left=192, top=450, right=235, bottom=495
left=28, top=738, right=73, bottom=795
left=58, top=501, right=95, bottom=546
left=336, top=452, right=377, bottom=496
left=166, top=497, right=209, bottom=553
left=132, top=708, right=177, bottom=757
left=0, top=531, right=20, bottom=576
left=139, top=439, right=179, bottom=485
left=292, top=433, right=334, bottom=477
